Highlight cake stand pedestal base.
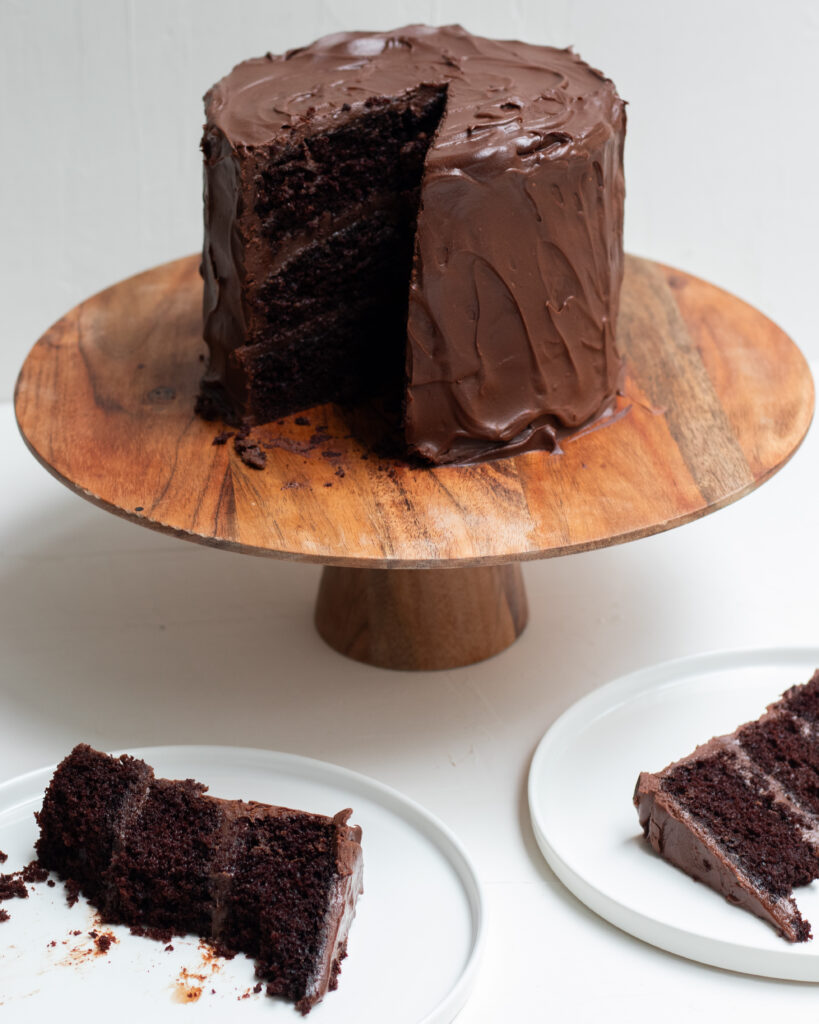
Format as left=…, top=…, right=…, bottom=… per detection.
left=314, top=564, right=528, bottom=670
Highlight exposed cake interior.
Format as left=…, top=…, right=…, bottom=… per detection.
left=661, top=750, right=819, bottom=899
left=201, top=84, right=448, bottom=426
left=634, top=670, right=819, bottom=942
left=35, top=745, right=363, bottom=1014
left=225, top=810, right=357, bottom=1006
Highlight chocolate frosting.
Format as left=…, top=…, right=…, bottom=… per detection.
left=202, top=24, right=626, bottom=463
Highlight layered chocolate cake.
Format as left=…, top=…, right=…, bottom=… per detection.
left=36, top=745, right=363, bottom=1013
left=199, top=24, right=626, bottom=464
left=634, top=670, right=819, bottom=942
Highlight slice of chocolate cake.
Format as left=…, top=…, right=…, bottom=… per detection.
left=35, top=745, right=363, bottom=1014
left=634, top=670, right=819, bottom=942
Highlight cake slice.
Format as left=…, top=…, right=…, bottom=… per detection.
left=634, top=670, right=819, bottom=942
left=35, top=745, right=363, bottom=1013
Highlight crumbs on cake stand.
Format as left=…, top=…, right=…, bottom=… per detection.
left=214, top=410, right=416, bottom=488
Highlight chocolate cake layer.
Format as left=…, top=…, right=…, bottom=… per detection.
left=634, top=671, right=819, bottom=942
left=35, top=745, right=363, bottom=1014
left=200, top=24, right=626, bottom=464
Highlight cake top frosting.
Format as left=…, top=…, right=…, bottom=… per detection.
left=206, top=23, right=622, bottom=172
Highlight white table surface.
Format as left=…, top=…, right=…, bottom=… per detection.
left=1, top=362, right=817, bottom=1023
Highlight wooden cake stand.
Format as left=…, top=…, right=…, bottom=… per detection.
left=15, top=255, right=814, bottom=670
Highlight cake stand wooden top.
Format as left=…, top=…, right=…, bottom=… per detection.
left=14, top=254, right=813, bottom=568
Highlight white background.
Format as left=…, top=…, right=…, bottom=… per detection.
left=2, top=0, right=818, bottom=397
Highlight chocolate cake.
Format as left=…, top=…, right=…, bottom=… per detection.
left=199, top=24, right=626, bottom=464
left=634, top=670, right=819, bottom=942
left=35, top=745, right=363, bottom=1013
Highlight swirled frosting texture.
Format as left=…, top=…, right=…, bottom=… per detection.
left=203, top=24, right=626, bottom=464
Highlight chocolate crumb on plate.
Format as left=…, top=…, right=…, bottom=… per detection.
left=0, top=872, right=28, bottom=901
left=65, top=878, right=81, bottom=907
left=22, top=860, right=49, bottom=883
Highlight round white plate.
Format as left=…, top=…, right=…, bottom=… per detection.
left=0, top=746, right=483, bottom=1022
left=528, top=647, right=819, bottom=981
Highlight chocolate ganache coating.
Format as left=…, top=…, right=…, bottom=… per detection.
left=201, top=24, right=626, bottom=464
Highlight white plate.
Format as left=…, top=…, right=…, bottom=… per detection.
left=528, top=647, right=819, bottom=981
left=0, top=746, right=483, bottom=1022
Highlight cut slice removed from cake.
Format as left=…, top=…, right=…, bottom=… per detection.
left=35, top=744, right=363, bottom=1014
left=634, top=670, right=819, bottom=942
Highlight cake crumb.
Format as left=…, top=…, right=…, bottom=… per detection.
left=0, top=850, right=7, bottom=864
left=165, top=943, right=174, bottom=952
left=65, top=878, right=81, bottom=907
left=212, top=430, right=234, bottom=446
left=93, top=931, right=115, bottom=954
left=0, top=861, right=50, bottom=924
left=0, top=872, right=28, bottom=901
left=130, top=922, right=175, bottom=943
left=323, top=482, right=333, bottom=488
left=295, top=416, right=310, bottom=426
left=334, top=466, right=346, bottom=478
left=234, top=433, right=267, bottom=469
left=22, top=861, right=49, bottom=884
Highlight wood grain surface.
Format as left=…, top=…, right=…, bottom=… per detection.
left=14, top=254, right=814, bottom=569
left=315, top=563, right=528, bottom=670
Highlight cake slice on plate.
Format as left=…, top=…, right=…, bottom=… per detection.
left=35, top=744, right=363, bottom=1014
left=634, top=670, right=819, bottom=942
